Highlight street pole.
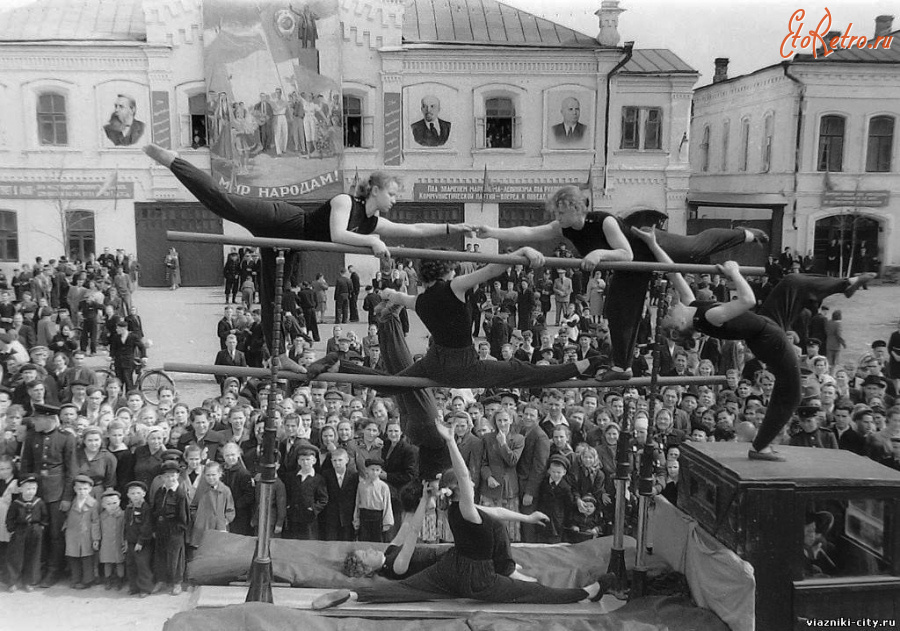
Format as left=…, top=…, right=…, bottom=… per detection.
left=246, top=250, right=285, bottom=603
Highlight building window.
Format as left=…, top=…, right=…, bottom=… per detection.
left=343, top=95, right=362, bottom=148
left=188, top=93, right=207, bottom=149
left=762, top=114, right=774, bottom=173
left=37, top=92, right=68, bottom=146
left=0, top=211, right=18, bottom=261
left=699, top=125, right=710, bottom=172
left=721, top=120, right=730, bottom=171
left=740, top=118, right=750, bottom=171
left=866, top=115, right=894, bottom=172
left=817, top=115, right=845, bottom=172
left=67, top=210, right=95, bottom=262
left=621, top=106, right=663, bottom=150
left=485, top=97, right=515, bottom=149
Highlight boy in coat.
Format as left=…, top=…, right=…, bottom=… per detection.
left=123, top=481, right=154, bottom=597
left=6, top=475, right=48, bottom=591
left=65, top=474, right=101, bottom=588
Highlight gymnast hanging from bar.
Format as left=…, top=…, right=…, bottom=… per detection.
left=143, top=144, right=472, bottom=348
left=476, top=185, right=768, bottom=381
left=312, top=418, right=616, bottom=610
left=312, top=247, right=607, bottom=391
left=631, top=226, right=873, bottom=461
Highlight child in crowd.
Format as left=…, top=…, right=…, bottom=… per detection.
left=65, top=474, right=101, bottom=589
left=98, top=488, right=125, bottom=589
left=565, top=494, right=603, bottom=543
left=6, top=475, right=47, bottom=592
left=354, top=457, right=393, bottom=543
left=535, top=455, right=574, bottom=544
left=284, top=440, right=328, bottom=540
left=152, top=460, right=190, bottom=595
left=123, top=481, right=154, bottom=598
left=549, top=425, right=577, bottom=479
left=189, top=460, right=235, bottom=551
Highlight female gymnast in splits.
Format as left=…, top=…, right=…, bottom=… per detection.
left=342, top=477, right=537, bottom=583
left=312, top=247, right=606, bottom=392
left=143, top=144, right=472, bottom=348
left=476, top=185, right=767, bottom=380
left=313, top=418, right=615, bottom=609
left=632, top=227, right=873, bottom=460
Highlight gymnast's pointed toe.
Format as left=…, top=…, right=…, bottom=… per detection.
left=306, top=353, right=341, bottom=381
left=844, top=273, right=876, bottom=298
left=312, top=589, right=352, bottom=610
left=748, top=448, right=786, bottom=462
left=596, top=367, right=632, bottom=383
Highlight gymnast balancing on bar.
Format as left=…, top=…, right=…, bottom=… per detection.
left=312, top=418, right=616, bottom=609
left=631, top=226, right=874, bottom=461
left=476, top=185, right=768, bottom=381
left=310, top=247, right=608, bottom=391
left=143, top=144, right=472, bottom=348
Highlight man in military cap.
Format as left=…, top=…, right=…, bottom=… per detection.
left=19, top=403, right=74, bottom=587
left=790, top=404, right=839, bottom=449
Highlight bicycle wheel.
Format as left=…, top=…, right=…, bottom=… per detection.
left=93, top=368, right=115, bottom=390
left=138, top=369, right=175, bottom=405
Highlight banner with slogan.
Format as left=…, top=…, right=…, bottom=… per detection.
left=202, top=0, right=343, bottom=199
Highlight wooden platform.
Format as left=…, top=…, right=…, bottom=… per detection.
left=195, top=585, right=629, bottom=619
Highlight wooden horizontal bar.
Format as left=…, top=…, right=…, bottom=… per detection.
left=167, top=231, right=766, bottom=276
left=164, top=362, right=727, bottom=390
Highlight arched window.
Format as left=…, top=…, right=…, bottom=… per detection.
left=0, top=211, right=18, bottom=261
left=721, top=119, right=730, bottom=171
left=740, top=118, right=750, bottom=171
left=866, top=115, right=894, bottom=172
left=699, top=125, right=710, bottom=172
left=762, top=114, right=774, bottom=173
left=66, top=210, right=95, bottom=262
left=37, top=92, right=68, bottom=146
left=485, top=97, right=516, bottom=149
left=817, top=115, right=845, bottom=172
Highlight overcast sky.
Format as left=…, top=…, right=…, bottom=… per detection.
left=3, top=0, right=896, bottom=85
left=503, top=0, right=898, bottom=85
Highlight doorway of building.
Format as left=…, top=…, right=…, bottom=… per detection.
left=813, top=213, right=882, bottom=276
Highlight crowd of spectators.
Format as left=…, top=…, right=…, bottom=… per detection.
left=0, top=245, right=898, bottom=597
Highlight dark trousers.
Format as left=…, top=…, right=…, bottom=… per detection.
left=302, top=307, right=320, bottom=342
left=349, top=291, right=360, bottom=321
left=153, top=531, right=185, bottom=584
left=285, top=520, right=318, bottom=540
left=125, top=542, right=154, bottom=594
left=357, top=508, right=385, bottom=543
left=225, top=277, right=239, bottom=302
left=81, top=320, right=97, bottom=354
left=45, top=500, right=65, bottom=576
left=115, top=361, right=136, bottom=392
left=748, top=274, right=849, bottom=451
left=335, top=295, right=350, bottom=323
left=605, top=228, right=747, bottom=368
left=67, top=554, right=96, bottom=585
left=8, top=525, right=43, bottom=585
left=356, top=548, right=586, bottom=605
left=170, top=158, right=309, bottom=350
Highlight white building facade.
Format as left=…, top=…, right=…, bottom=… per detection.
left=690, top=20, right=900, bottom=275
left=0, top=0, right=699, bottom=285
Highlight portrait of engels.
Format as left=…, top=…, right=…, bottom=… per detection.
left=103, top=93, right=146, bottom=147
left=550, top=96, right=586, bottom=144
left=410, top=95, right=451, bottom=147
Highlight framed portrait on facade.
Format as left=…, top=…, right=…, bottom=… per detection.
left=96, top=81, right=151, bottom=148
left=404, top=83, right=458, bottom=150
left=545, top=86, right=594, bottom=150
